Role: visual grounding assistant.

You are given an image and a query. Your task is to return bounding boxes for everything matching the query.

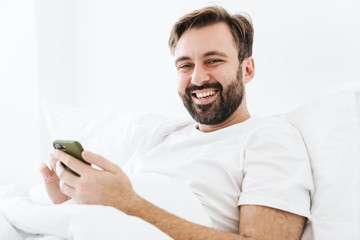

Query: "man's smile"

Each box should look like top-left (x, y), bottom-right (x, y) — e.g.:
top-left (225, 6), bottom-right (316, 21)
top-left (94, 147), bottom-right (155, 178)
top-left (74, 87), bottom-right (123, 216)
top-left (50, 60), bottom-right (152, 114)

top-left (190, 88), bottom-right (219, 105)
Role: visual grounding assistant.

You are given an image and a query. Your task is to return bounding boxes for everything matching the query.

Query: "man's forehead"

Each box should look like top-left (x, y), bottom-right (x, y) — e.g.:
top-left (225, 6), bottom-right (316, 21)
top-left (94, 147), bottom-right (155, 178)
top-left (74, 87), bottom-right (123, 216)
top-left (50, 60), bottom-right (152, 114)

top-left (174, 22), bottom-right (237, 59)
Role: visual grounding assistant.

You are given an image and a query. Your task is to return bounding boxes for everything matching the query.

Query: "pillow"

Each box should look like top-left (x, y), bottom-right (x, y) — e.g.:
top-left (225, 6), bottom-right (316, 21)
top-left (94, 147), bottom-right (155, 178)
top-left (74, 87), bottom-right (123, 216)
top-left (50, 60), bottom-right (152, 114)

top-left (42, 101), bottom-right (171, 167)
top-left (282, 80), bottom-right (360, 239)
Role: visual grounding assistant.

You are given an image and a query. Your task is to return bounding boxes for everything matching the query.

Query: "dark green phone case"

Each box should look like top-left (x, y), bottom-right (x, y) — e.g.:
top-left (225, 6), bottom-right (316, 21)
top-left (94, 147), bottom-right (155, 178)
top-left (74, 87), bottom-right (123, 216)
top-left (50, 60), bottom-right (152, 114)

top-left (53, 140), bottom-right (90, 176)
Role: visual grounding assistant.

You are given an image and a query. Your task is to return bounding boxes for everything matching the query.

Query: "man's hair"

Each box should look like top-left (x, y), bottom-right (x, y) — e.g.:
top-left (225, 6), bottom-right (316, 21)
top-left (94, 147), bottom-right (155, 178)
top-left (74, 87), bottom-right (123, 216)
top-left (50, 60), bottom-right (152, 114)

top-left (168, 6), bottom-right (254, 63)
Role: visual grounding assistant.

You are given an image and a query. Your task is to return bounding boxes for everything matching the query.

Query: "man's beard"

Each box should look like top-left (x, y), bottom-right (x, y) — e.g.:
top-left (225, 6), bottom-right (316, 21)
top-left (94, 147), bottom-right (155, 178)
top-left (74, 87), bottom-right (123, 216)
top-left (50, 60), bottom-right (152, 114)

top-left (179, 67), bottom-right (244, 125)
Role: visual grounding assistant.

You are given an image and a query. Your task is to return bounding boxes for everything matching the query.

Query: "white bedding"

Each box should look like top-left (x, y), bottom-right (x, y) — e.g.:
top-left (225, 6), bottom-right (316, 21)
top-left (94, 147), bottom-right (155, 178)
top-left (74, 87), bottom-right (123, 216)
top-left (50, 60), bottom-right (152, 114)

top-left (0, 174), bottom-right (212, 240)
top-left (2, 80), bottom-right (359, 239)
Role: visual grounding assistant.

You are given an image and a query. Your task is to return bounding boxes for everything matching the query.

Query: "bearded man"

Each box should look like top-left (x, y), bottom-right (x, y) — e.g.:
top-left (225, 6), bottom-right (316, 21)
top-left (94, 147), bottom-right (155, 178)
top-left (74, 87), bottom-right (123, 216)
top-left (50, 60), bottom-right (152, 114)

top-left (40, 6), bottom-right (313, 240)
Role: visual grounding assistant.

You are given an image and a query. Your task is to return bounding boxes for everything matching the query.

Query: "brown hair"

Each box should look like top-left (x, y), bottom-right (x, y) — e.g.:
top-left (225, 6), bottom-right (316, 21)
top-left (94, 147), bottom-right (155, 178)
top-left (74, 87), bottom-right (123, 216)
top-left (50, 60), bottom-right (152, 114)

top-left (168, 6), bottom-right (254, 63)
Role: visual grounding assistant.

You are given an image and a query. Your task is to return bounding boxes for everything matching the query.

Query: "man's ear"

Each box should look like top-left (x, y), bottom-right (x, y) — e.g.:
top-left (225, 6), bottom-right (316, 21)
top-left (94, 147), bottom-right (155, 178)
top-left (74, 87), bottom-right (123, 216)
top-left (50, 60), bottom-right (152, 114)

top-left (242, 57), bottom-right (255, 84)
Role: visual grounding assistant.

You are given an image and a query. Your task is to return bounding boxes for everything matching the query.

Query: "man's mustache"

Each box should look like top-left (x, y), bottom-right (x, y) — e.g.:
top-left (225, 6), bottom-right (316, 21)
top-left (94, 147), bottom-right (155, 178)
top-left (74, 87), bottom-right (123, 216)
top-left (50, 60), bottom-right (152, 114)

top-left (185, 82), bottom-right (223, 95)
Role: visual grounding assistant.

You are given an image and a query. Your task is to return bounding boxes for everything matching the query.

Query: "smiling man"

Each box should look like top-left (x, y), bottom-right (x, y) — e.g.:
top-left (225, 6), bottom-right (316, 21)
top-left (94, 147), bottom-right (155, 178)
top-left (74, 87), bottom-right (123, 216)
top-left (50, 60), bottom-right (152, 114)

top-left (173, 20), bottom-right (252, 132)
top-left (40, 6), bottom-right (313, 240)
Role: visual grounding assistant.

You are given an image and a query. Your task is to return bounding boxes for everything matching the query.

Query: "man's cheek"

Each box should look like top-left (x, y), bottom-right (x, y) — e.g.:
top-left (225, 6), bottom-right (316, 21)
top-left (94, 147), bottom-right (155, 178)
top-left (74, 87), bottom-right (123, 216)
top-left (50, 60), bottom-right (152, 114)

top-left (177, 75), bottom-right (191, 91)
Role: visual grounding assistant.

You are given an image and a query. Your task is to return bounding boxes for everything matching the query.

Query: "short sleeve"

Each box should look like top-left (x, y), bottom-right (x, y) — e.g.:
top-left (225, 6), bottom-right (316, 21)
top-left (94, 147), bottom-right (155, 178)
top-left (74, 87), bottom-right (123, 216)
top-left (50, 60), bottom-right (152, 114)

top-left (238, 121), bottom-right (314, 219)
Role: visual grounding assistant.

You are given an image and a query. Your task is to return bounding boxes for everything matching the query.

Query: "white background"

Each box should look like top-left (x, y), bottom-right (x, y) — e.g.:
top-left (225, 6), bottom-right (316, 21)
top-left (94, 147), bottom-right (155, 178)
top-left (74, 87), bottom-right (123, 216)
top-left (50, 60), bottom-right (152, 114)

top-left (0, 0), bottom-right (359, 186)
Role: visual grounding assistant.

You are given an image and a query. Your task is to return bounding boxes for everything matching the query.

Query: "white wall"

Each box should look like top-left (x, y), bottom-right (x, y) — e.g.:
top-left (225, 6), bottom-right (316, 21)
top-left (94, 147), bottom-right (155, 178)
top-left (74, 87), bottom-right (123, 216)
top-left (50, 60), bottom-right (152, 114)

top-left (0, 0), bottom-right (40, 186)
top-left (245, 0), bottom-right (360, 114)
top-left (37, 0), bottom-right (360, 116)
top-left (1, 0), bottom-right (359, 185)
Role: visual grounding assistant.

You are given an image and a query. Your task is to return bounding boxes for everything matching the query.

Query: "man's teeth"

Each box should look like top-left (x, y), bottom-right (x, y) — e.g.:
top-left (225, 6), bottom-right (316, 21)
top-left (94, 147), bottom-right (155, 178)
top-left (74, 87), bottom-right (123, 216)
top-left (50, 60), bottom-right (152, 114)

top-left (196, 90), bottom-right (216, 99)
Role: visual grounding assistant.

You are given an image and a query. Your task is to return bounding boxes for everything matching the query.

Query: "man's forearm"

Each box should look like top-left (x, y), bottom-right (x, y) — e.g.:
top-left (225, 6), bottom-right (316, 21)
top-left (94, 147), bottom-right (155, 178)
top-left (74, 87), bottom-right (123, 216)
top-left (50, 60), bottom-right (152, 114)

top-left (124, 194), bottom-right (248, 240)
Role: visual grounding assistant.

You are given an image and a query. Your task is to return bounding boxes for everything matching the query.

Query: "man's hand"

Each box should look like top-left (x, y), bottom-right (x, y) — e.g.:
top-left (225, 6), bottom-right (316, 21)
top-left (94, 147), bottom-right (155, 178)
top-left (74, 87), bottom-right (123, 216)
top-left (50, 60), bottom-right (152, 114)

top-left (39, 154), bottom-right (70, 204)
top-left (54, 149), bottom-right (137, 213)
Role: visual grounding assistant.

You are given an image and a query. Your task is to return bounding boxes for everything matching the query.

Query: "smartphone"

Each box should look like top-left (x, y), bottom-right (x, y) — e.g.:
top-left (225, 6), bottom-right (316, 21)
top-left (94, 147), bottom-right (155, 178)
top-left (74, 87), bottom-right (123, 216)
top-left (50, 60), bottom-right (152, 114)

top-left (53, 140), bottom-right (90, 176)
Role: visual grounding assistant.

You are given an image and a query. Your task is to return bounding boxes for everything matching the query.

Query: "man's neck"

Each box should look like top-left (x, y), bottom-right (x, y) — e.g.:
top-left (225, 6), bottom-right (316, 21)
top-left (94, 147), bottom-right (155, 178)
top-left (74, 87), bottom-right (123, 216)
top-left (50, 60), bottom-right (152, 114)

top-left (196, 106), bottom-right (251, 133)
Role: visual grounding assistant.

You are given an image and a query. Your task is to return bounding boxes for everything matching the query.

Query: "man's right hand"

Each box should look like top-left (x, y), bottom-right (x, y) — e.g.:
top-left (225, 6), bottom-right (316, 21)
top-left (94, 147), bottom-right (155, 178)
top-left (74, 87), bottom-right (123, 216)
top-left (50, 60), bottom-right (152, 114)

top-left (39, 153), bottom-right (70, 204)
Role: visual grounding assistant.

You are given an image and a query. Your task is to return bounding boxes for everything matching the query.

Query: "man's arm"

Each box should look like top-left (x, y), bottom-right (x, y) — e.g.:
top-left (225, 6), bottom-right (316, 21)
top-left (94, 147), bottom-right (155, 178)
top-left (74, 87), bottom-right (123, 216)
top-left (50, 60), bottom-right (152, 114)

top-left (127, 194), bottom-right (306, 240)
top-left (54, 150), bottom-right (306, 240)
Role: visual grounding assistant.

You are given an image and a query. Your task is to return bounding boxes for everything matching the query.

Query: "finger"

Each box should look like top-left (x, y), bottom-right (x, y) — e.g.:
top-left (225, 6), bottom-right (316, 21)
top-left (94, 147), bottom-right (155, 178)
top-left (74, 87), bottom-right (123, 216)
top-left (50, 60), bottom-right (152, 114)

top-left (56, 160), bottom-right (81, 187)
top-left (49, 153), bottom-right (58, 171)
top-left (59, 180), bottom-right (76, 198)
top-left (55, 149), bottom-right (91, 176)
top-left (39, 162), bottom-right (56, 181)
top-left (82, 151), bottom-right (119, 173)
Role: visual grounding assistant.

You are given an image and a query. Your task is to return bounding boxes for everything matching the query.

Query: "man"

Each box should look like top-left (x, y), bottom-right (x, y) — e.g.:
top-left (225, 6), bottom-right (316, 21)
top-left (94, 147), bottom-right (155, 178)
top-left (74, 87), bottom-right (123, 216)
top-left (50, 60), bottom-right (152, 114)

top-left (40, 6), bottom-right (313, 240)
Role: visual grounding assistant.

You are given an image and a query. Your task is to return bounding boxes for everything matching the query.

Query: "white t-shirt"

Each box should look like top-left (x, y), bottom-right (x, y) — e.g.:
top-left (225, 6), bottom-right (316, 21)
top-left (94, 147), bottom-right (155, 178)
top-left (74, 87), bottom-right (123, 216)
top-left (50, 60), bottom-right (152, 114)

top-left (124, 115), bottom-right (313, 233)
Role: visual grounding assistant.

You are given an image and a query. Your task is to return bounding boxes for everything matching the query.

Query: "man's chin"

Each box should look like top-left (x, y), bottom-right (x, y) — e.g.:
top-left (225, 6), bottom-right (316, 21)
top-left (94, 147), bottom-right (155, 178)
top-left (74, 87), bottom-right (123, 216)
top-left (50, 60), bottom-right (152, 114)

top-left (182, 97), bottom-right (225, 125)
top-left (195, 102), bottom-right (213, 112)
top-left (188, 109), bottom-right (221, 125)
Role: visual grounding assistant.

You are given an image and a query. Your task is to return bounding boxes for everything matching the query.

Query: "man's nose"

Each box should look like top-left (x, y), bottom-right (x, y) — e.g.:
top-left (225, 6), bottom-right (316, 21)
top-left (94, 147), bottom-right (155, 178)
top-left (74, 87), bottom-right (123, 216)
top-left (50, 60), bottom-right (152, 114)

top-left (191, 65), bottom-right (210, 86)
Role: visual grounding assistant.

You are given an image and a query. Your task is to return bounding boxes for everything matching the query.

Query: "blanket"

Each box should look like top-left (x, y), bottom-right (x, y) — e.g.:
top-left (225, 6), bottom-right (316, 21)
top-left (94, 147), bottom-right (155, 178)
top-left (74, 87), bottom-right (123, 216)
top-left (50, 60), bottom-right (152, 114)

top-left (0, 174), bottom-right (212, 240)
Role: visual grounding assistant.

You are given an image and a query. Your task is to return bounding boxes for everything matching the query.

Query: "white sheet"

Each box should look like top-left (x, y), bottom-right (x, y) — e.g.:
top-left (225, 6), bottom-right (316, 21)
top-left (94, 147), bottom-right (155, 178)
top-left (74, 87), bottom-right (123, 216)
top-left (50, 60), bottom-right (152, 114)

top-left (0, 173), bottom-right (211, 240)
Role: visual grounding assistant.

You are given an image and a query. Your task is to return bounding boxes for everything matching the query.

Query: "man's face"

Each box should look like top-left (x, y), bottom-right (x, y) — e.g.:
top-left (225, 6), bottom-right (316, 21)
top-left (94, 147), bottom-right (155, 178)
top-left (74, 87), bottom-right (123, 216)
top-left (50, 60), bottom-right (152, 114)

top-left (174, 22), bottom-right (245, 125)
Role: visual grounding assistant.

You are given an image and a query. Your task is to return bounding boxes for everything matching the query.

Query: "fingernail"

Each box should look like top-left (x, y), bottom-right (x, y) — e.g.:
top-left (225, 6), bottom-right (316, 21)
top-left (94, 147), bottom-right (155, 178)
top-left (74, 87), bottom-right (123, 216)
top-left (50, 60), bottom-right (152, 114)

top-left (83, 150), bottom-right (90, 157)
top-left (46, 171), bottom-right (53, 178)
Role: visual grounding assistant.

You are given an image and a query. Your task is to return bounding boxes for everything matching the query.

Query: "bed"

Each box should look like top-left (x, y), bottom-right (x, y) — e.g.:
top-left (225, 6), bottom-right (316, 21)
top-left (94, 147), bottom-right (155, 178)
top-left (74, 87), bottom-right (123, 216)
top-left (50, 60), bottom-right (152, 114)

top-left (1, 80), bottom-right (359, 239)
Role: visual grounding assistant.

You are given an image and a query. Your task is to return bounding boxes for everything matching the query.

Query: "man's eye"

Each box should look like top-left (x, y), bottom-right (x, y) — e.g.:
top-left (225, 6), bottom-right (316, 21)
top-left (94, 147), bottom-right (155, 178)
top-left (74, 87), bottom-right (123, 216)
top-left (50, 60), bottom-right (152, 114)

top-left (207, 59), bottom-right (222, 64)
top-left (179, 64), bottom-right (192, 69)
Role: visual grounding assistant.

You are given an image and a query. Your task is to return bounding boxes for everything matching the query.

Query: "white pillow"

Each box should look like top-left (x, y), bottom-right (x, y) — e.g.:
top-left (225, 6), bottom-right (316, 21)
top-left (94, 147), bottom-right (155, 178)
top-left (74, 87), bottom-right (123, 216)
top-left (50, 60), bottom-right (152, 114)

top-left (283, 80), bottom-right (360, 239)
top-left (42, 101), bottom-right (170, 167)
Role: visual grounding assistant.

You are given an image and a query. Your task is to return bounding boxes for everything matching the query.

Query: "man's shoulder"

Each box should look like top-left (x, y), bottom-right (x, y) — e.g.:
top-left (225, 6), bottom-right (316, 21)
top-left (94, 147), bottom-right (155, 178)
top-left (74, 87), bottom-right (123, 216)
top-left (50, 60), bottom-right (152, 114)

top-left (136, 114), bottom-right (195, 141)
top-left (248, 115), bottom-right (301, 137)
top-left (241, 115), bottom-right (305, 151)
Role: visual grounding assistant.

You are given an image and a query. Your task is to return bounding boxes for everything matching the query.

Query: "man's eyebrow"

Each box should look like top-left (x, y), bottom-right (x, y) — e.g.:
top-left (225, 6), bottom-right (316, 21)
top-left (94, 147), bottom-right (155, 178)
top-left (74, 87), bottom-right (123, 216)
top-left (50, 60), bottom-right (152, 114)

top-left (203, 51), bottom-right (228, 58)
top-left (175, 56), bottom-right (191, 66)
